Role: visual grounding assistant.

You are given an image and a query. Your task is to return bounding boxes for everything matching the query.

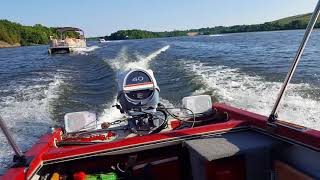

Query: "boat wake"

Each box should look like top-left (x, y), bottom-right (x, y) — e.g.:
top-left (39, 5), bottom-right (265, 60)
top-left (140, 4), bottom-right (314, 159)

top-left (182, 60), bottom-right (320, 130)
top-left (98, 98), bottom-right (124, 126)
top-left (99, 45), bottom-right (171, 124)
top-left (108, 45), bottom-right (170, 71)
top-left (208, 34), bottom-right (223, 37)
top-left (73, 45), bottom-right (100, 55)
top-left (0, 73), bottom-right (64, 168)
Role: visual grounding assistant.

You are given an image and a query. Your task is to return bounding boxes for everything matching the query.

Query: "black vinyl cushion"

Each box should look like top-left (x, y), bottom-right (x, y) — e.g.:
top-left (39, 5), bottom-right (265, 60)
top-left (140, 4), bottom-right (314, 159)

top-left (185, 131), bottom-right (283, 161)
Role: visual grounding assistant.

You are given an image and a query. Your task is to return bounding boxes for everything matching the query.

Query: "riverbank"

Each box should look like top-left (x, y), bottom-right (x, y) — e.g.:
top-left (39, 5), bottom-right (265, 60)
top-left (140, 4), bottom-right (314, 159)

top-left (0, 19), bottom-right (60, 48)
top-left (102, 13), bottom-right (317, 40)
top-left (1, 12), bottom-right (317, 44)
top-left (0, 41), bottom-right (20, 48)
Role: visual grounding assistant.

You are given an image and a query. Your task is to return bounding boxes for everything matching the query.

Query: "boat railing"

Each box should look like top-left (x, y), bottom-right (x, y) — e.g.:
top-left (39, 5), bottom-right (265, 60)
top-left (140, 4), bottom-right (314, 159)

top-left (268, 0), bottom-right (320, 122)
top-left (50, 38), bottom-right (86, 48)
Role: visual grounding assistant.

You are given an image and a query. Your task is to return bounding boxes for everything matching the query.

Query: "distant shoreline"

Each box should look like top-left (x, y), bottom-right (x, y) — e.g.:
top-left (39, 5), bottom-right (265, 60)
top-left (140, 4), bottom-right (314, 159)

top-left (1, 28), bottom-right (313, 49)
top-left (0, 41), bottom-right (20, 48)
top-left (1, 13), bottom-right (316, 47)
top-left (100, 13), bottom-right (317, 41)
top-left (0, 28), bottom-right (311, 49)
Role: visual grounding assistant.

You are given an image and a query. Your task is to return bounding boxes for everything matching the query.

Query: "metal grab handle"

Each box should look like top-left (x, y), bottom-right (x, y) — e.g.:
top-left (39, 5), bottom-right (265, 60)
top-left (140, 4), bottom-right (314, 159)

top-left (268, 0), bottom-right (320, 122)
top-left (0, 115), bottom-right (24, 158)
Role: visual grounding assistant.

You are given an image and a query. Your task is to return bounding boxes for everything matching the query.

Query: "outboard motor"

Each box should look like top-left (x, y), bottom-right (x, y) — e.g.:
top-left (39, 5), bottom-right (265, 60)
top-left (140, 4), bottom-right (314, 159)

top-left (117, 69), bottom-right (160, 116)
top-left (116, 69), bottom-right (166, 134)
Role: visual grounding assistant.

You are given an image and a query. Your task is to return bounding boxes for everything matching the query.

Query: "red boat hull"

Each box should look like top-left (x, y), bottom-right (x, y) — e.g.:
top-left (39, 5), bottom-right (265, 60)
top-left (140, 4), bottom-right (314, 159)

top-left (1, 103), bottom-right (320, 179)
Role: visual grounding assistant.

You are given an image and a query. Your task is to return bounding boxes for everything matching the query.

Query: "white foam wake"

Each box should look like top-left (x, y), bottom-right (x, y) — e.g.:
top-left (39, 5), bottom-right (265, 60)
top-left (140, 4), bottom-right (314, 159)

top-left (98, 97), bottom-right (125, 127)
top-left (125, 45), bottom-right (170, 71)
top-left (209, 34), bottom-right (223, 37)
top-left (107, 47), bottom-right (130, 71)
top-left (183, 60), bottom-right (320, 130)
top-left (0, 74), bottom-right (64, 168)
top-left (73, 45), bottom-right (100, 55)
top-left (99, 45), bottom-right (170, 124)
top-left (108, 45), bottom-right (170, 71)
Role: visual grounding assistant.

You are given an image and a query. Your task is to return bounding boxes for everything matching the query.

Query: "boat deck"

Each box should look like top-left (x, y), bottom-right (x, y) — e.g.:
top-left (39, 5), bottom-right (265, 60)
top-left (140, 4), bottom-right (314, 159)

top-left (2, 103), bottom-right (320, 179)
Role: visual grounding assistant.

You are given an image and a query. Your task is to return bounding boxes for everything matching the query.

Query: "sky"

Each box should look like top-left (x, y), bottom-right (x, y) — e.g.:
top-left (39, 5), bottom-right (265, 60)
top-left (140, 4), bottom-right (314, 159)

top-left (0, 0), bottom-right (318, 37)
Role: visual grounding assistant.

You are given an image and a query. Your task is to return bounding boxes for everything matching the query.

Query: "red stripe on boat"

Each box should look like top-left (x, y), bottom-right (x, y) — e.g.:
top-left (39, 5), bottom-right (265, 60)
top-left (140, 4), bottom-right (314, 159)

top-left (124, 82), bottom-right (154, 87)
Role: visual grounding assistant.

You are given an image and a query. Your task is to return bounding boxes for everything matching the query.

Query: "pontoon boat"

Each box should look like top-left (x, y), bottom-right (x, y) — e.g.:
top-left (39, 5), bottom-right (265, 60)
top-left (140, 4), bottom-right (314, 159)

top-left (48, 27), bottom-right (87, 54)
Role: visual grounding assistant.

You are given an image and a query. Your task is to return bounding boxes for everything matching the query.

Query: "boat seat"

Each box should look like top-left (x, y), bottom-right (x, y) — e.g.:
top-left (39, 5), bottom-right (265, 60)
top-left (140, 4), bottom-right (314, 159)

top-left (185, 130), bottom-right (286, 180)
top-left (273, 160), bottom-right (313, 180)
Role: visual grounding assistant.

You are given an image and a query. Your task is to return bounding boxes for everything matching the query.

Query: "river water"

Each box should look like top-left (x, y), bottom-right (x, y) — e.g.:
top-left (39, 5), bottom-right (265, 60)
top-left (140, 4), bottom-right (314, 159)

top-left (0, 30), bottom-right (320, 169)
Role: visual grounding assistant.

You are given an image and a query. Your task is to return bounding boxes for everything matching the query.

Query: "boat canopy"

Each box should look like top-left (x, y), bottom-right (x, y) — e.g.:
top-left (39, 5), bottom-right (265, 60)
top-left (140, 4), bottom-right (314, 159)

top-left (55, 27), bottom-right (84, 33)
top-left (53, 27), bottom-right (85, 40)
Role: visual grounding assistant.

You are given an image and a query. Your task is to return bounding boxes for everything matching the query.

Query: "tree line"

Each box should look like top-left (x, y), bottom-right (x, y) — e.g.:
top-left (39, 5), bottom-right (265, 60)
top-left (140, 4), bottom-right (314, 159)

top-left (0, 20), bottom-right (78, 46)
top-left (104, 19), bottom-right (318, 40)
top-left (1, 13), bottom-right (319, 45)
top-left (105, 30), bottom-right (188, 40)
top-left (193, 20), bottom-right (314, 35)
